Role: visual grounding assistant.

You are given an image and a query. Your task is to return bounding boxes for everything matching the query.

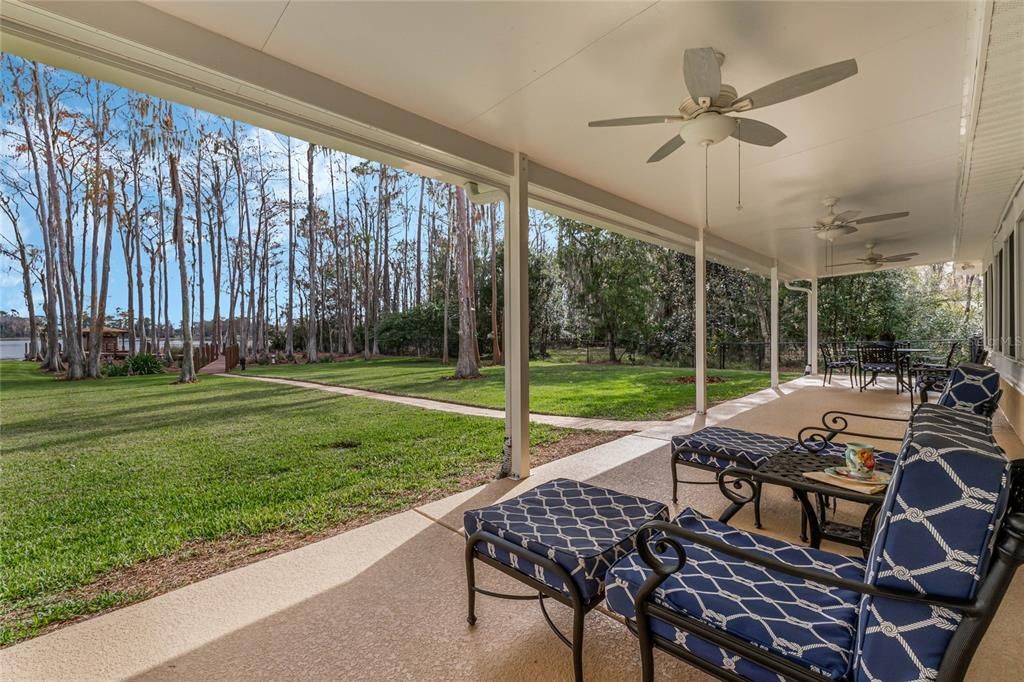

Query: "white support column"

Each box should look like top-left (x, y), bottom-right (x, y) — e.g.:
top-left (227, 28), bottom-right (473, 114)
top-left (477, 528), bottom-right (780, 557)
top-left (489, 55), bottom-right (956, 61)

top-left (810, 277), bottom-right (819, 375)
top-left (770, 264), bottom-right (779, 389)
top-left (505, 152), bottom-right (530, 479)
top-left (695, 230), bottom-right (707, 414)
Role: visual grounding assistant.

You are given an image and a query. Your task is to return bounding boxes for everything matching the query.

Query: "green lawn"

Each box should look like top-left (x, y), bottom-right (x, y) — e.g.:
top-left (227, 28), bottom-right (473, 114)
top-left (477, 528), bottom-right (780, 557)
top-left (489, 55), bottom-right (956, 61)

top-left (0, 361), bottom-right (566, 643)
top-left (240, 357), bottom-right (797, 421)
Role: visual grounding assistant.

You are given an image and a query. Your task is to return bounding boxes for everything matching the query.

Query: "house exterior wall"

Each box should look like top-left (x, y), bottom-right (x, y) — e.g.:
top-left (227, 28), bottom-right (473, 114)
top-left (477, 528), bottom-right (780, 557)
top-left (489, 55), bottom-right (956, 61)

top-left (983, 177), bottom-right (1024, 438)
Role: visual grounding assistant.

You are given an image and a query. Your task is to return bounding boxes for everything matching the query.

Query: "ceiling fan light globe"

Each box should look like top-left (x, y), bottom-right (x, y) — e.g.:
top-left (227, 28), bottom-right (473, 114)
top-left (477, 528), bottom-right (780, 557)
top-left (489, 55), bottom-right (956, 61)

top-left (815, 225), bottom-right (857, 240)
top-left (680, 113), bottom-right (736, 146)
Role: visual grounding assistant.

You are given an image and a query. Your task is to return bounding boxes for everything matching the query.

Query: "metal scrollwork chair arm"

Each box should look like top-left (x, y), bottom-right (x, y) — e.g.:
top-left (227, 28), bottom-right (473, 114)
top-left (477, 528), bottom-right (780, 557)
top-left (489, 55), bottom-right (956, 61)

top-left (794, 410), bottom-right (908, 451)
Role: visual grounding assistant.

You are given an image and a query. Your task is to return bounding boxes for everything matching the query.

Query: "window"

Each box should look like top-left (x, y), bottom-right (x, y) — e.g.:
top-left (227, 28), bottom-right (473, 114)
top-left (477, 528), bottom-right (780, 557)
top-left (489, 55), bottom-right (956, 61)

top-left (1009, 233), bottom-right (1016, 358)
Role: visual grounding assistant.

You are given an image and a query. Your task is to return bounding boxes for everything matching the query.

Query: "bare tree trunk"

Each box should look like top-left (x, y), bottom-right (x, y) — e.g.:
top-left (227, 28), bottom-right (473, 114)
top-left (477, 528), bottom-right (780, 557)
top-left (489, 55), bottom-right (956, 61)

top-left (169, 155), bottom-right (196, 383)
top-left (415, 176), bottom-right (424, 308)
top-left (453, 187), bottom-right (480, 378)
top-left (88, 170), bottom-right (115, 378)
top-left (0, 196), bottom-right (41, 360)
top-left (490, 204), bottom-right (502, 364)
top-left (32, 63), bottom-right (83, 378)
top-left (194, 138), bottom-right (205, 354)
top-left (305, 142), bottom-right (318, 362)
top-left (343, 155), bottom-right (355, 354)
top-left (286, 137), bottom-right (295, 357)
top-left (13, 65), bottom-right (61, 372)
top-left (442, 189), bottom-right (453, 365)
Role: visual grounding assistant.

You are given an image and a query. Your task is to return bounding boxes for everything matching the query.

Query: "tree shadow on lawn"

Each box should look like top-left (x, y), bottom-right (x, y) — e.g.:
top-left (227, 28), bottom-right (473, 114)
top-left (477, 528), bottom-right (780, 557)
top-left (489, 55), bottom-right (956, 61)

top-left (1, 390), bottom-right (339, 457)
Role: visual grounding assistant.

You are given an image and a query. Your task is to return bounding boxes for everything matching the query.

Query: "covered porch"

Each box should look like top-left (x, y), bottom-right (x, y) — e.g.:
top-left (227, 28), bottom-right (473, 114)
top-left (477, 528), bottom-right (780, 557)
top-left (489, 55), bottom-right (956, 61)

top-left (2, 1), bottom-right (1022, 679)
top-left (2, 377), bottom-right (1021, 680)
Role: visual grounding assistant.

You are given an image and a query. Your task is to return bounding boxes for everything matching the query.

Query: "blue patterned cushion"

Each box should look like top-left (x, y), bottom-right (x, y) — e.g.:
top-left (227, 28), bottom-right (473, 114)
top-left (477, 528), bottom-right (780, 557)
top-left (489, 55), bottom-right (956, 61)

top-left (854, 403), bottom-right (1010, 681)
top-left (606, 509), bottom-right (865, 680)
top-left (672, 427), bottom-right (794, 470)
top-left (464, 478), bottom-right (668, 602)
top-left (862, 363), bottom-right (896, 373)
top-left (936, 362), bottom-right (1001, 415)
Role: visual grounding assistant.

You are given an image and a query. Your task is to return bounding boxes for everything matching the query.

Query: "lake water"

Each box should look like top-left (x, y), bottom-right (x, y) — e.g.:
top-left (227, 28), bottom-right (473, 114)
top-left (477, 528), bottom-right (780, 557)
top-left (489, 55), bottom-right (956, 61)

top-left (0, 337), bottom-right (188, 359)
top-left (1, 338), bottom-right (29, 360)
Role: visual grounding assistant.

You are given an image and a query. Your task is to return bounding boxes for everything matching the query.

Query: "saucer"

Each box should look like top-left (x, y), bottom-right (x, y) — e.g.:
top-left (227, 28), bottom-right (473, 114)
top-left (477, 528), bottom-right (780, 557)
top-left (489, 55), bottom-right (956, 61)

top-left (823, 466), bottom-right (891, 485)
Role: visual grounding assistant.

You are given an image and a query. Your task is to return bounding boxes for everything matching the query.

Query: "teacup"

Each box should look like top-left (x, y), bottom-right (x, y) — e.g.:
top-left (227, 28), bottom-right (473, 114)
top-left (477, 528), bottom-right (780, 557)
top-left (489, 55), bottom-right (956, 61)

top-left (844, 443), bottom-right (877, 479)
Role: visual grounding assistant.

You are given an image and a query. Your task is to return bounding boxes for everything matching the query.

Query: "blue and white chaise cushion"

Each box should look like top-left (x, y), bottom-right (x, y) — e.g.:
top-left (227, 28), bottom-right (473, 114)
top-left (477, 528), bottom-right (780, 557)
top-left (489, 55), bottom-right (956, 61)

top-left (935, 362), bottom-right (1001, 416)
top-left (606, 509), bottom-right (865, 680)
top-left (853, 403), bottom-right (1010, 681)
top-left (673, 426), bottom-right (898, 471)
top-left (464, 478), bottom-right (668, 602)
top-left (672, 427), bottom-right (795, 470)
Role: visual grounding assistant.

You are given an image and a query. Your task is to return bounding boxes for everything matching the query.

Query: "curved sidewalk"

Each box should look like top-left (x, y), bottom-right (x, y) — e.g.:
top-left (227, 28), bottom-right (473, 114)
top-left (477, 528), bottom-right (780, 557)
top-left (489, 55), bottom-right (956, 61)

top-left (224, 372), bottom-right (674, 432)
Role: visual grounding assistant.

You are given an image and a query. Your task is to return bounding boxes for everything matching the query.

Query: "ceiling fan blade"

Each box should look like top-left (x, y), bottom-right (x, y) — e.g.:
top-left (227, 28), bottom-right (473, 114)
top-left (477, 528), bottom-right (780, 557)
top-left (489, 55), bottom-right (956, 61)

top-left (647, 135), bottom-right (685, 163)
top-left (730, 118), bottom-right (786, 146)
top-left (850, 211), bottom-right (910, 225)
top-left (834, 209), bottom-right (861, 222)
top-left (683, 47), bottom-right (722, 100)
top-left (880, 253), bottom-right (918, 262)
top-left (588, 115), bottom-right (686, 128)
top-left (830, 262), bottom-right (863, 267)
top-left (735, 58), bottom-right (858, 111)
top-left (777, 226), bottom-right (818, 231)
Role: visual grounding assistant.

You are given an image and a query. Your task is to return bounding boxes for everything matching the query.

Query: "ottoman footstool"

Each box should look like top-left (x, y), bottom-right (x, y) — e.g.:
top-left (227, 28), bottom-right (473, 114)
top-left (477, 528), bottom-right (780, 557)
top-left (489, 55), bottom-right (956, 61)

top-left (464, 478), bottom-right (668, 681)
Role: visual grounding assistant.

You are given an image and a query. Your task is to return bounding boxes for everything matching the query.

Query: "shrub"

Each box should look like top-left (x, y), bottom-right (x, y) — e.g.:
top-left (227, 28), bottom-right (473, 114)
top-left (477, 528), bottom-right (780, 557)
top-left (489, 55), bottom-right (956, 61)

top-left (127, 352), bottom-right (164, 375)
top-left (102, 362), bottom-right (131, 377)
top-left (319, 354), bottom-right (334, 363)
top-left (256, 351), bottom-right (271, 365)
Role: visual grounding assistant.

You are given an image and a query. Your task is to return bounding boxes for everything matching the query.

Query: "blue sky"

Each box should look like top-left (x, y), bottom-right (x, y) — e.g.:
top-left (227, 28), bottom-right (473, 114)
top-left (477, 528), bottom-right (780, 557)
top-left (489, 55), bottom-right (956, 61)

top-left (0, 54), bottom-right (434, 323)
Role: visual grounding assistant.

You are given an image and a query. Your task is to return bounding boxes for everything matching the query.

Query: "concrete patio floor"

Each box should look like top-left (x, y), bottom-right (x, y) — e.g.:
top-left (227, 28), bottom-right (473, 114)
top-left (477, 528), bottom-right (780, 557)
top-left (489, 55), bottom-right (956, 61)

top-left (3, 377), bottom-right (1022, 681)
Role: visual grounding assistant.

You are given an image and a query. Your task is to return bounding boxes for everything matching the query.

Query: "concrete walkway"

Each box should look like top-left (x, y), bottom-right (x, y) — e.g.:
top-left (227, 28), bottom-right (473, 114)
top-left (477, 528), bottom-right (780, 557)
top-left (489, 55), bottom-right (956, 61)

top-left (224, 372), bottom-right (674, 432)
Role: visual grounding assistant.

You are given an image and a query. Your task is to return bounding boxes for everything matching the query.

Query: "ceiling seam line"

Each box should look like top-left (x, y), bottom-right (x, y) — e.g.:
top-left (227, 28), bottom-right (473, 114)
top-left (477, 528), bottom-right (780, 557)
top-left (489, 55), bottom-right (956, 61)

top-left (459, 0), bottom-right (661, 127)
top-left (259, 0), bottom-right (291, 52)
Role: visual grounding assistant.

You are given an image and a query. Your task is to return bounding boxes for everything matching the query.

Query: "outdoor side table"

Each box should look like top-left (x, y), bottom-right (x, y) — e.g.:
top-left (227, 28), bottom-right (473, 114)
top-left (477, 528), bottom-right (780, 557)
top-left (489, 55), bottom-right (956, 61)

top-left (722, 450), bottom-right (894, 557)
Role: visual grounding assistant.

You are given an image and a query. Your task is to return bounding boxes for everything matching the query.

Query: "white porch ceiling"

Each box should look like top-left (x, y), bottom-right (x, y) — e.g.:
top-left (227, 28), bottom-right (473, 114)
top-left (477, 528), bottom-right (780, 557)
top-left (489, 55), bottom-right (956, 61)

top-left (10, 1), bottom-right (1022, 277)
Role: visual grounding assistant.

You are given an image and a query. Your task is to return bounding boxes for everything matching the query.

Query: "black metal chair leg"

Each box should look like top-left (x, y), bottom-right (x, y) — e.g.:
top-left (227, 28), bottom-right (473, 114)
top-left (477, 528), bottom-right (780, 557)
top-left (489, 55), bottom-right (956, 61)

top-left (572, 603), bottom-right (585, 682)
top-left (753, 482), bottom-right (763, 529)
top-left (670, 458), bottom-right (678, 504)
top-left (465, 542), bottom-right (477, 626)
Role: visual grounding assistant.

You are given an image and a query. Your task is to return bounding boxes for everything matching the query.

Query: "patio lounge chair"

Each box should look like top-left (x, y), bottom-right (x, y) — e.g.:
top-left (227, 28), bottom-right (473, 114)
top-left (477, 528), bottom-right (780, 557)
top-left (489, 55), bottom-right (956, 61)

top-left (672, 362), bottom-right (1003, 532)
top-left (463, 478), bottom-right (668, 681)
top-left (918, 361), bottom-right (1003, 417)
top-left (608, 400), bottom-right (1024, 682)
top-left (671, 426), bottom-right (900, 530)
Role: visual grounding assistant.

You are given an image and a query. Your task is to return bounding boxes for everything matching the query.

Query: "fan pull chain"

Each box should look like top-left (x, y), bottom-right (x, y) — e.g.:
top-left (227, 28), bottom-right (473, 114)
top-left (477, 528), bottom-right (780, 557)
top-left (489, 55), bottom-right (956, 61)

top-left (736, 120), bottom-right (743, 211)
top-left (704, 142), bottom-right (710, 231)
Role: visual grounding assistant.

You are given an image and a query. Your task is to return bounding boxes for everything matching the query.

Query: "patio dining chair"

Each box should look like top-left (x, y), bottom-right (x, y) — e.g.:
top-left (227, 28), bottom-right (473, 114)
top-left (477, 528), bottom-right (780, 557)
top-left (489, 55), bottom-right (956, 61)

top-left (856, 344), bottom-right (899, 393)
top-left (820, 342), bottom-right (856, 388)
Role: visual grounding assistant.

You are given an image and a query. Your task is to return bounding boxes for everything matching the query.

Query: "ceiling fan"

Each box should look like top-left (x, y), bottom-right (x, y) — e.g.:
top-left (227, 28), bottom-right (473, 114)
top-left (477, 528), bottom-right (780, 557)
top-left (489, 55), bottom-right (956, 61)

top-left (783, 196), bottom-right (910, 241)
top-left (588, 48), bottom-right (857, 163)
top-left (833, 242), bottom-right (919, 270)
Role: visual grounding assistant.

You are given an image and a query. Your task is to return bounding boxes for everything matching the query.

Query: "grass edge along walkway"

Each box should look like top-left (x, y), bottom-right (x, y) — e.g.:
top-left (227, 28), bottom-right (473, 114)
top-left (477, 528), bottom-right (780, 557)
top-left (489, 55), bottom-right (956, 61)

top-left (227, 373), bottom-right (674, 431)
top-left (232, 357), bottom-right (796, 422)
